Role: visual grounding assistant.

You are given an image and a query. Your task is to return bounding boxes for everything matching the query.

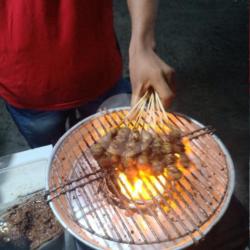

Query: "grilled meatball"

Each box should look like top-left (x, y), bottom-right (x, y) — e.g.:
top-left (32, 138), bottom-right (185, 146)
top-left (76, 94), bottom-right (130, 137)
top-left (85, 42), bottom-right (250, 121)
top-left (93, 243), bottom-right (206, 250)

top-left (110, 154), bottom-right (121, 164)
top-left (90, 143), bottom-right (104, 158)
top-left (168, 129), bottom-right (181, 142)
top-left (107, 140), bottom-right (124, 155)
top-left (98, 156), bottom-right (112, 169)
top-left (110, 127), bottom-right (118, 136)
top-left (122, 157), bottom-right (136, 168)
top-left (161, 142), bottom-right (172, 154)
top-left (163, 154), bottom-right (176, 165)
top-left (151, 160), bottom-right (164, 175)
top-left (123, 145), bottom-right (141, 158)
top-left (116, 127), bottom-right (131, 140)
top-left (137, 154), bottom-right (149, 165)
top-left (172, 143), bottom-right (185, 153)
top-left (141, 130), bottom-right (153, 142)
top-left (124, 134), bottom-right (141, 157)
top-left (100, 132), bottom-right (113, 148)
top-left (130, 130), bottom-right (141, 141)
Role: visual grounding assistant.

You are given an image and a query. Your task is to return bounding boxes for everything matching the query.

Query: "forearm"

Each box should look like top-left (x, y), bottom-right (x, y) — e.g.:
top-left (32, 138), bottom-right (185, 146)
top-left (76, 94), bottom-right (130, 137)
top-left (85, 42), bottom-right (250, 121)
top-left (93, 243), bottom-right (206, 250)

top-left (127, 0), bottom-right (175, 108)
top-left (127, 0), bottom-right (158, 53)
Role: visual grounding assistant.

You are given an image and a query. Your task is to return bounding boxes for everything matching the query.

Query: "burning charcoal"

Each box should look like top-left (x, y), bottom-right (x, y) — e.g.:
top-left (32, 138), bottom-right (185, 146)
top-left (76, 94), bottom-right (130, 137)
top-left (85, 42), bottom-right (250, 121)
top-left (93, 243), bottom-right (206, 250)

top-left (90, 143), bottom-right (104, 158)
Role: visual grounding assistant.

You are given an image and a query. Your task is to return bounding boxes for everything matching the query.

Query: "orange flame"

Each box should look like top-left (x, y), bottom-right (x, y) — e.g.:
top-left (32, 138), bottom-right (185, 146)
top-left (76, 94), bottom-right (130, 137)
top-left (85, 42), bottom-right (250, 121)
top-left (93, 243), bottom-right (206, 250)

top-left (117, 132), bottom-right (193, 202)
top-left (118, 172), bottom-right (166, 201)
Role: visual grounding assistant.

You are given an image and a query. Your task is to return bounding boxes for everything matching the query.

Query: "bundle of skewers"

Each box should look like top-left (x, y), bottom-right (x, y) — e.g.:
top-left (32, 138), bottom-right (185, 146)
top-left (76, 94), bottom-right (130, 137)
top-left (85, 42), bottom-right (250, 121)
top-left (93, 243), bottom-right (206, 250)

top-left (91, 89), bottom-right (190, 183)
top-left (46, 89), bottom-right (215, 203)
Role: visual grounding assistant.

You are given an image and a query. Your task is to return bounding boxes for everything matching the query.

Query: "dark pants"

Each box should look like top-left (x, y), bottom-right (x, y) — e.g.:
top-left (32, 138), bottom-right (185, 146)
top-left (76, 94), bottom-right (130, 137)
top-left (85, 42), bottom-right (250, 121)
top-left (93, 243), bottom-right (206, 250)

top-left (6, 78), bottom-right (131, 148)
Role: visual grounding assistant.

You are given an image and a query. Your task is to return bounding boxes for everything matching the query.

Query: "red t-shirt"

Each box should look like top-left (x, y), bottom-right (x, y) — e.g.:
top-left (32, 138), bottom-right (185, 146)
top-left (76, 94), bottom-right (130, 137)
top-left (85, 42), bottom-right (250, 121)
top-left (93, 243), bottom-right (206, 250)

top-left (0, 0), bottom-right (122, 110)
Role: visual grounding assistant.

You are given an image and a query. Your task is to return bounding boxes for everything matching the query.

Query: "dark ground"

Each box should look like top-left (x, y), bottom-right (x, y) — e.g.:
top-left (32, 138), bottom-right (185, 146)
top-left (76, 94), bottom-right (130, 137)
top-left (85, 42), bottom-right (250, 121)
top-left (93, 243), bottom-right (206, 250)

top-left (0, 0), bottom-right (248, 249)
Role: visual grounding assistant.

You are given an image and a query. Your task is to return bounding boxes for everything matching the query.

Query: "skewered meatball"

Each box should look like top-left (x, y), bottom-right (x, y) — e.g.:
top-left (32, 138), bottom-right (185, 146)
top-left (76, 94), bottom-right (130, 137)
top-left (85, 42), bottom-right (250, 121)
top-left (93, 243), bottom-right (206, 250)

top-left (122, 157), bottom-right (136, 168)
top-left (164, 154), bottom-right (176, 165)
top-left (140, 141), bottom-right (150, 151)
top-left (100, 132), bottom-right (113, 148)
top-left (116, 127), bottom-right (131, 139)
top-left (141, 130), bottom-right (153, 142)
top-left (137, 154), bottom-right (148, 165)
top-left (123, 144), bottom-right (141, 158)
top-left (172, 143), bottom-right (185, 153)
top-left (98, 156), bottom-right (112, 169)
top-left (168, 129), bottom-right (181, 142)
top-left (130, 130), bottom-right (141, 141)
top-left (151, 160), bottom-right (164, 175)
top-left (107, 140), bottom-right (124, 155)
top-left (110, 154), bottom-right (120, 164)
top-left (90, 143), bottom-right (104, 158)
top-left (161, 142), bottom-right (172, 154)
top-left (110, 127), bottom-right (118, 136)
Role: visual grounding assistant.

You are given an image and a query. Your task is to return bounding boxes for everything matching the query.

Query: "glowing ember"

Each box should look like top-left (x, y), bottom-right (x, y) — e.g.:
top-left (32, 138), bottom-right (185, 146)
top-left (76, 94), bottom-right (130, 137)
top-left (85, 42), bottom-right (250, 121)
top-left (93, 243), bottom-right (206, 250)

top-left (118, 172), bottom-right (166, 201)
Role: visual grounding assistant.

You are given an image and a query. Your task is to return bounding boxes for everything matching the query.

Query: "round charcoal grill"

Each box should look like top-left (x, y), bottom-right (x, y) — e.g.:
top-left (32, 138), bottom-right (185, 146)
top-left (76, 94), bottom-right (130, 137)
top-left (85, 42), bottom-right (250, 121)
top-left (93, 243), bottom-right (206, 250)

top-left (46, 107), bottom-right (235, 250)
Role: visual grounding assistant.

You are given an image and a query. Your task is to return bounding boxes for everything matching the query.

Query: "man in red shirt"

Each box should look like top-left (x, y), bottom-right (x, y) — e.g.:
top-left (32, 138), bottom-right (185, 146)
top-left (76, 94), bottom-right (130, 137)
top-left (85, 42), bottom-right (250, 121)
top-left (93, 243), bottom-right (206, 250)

top-left (0, 0), bottom-right (175, 148)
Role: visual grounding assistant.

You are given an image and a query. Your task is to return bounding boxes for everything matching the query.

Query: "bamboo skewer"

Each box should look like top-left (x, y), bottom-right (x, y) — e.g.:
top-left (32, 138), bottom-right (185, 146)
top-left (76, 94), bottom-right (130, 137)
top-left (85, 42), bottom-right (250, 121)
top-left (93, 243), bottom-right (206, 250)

top-left (123, 89), bottom-right (169, 131)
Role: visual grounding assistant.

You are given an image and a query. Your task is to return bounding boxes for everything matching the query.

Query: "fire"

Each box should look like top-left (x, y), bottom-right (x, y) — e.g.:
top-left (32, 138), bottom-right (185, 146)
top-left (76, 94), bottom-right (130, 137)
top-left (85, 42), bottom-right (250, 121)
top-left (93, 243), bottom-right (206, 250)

top-left (116, 130), bottom-right (193, 203)
top-left (118, 172), bottom-right (166, 201)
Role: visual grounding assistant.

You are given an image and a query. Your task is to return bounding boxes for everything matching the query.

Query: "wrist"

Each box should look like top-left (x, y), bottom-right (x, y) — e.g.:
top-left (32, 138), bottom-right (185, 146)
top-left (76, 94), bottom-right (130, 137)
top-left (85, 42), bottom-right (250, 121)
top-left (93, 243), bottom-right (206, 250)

top-left (129, 36), bottom-right (156, 57)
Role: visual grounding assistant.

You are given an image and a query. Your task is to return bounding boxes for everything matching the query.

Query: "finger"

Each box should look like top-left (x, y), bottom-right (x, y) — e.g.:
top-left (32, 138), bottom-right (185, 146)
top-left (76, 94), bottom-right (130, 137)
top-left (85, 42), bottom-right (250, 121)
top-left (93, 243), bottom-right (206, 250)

top-left (163, 67), bottom-right (176, 94)
top-left (131, 81), bottom-right (151, 107)
top-left (153, 77), bottom-right (175, 108)
top-left (131, 85), bottom-right (141, 107)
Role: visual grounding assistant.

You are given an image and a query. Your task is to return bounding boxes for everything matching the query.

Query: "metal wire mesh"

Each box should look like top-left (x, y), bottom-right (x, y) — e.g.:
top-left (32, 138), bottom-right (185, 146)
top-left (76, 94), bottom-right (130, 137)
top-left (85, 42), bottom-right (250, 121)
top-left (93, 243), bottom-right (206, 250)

top-left (46, 109), bottom-right (232, 248)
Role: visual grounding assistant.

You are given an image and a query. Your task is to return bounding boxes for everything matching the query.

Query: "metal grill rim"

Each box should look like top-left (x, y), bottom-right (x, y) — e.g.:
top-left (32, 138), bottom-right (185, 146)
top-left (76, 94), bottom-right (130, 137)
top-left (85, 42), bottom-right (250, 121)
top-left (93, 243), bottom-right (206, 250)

top-left (45, 107), bottom-right (235, 250)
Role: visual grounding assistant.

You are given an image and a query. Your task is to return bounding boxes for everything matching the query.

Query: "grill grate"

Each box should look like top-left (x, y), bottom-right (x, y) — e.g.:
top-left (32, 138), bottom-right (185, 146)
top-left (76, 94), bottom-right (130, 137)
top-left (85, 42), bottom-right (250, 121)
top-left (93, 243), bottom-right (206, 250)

top-left (46, 108), bottom-right (233, 248)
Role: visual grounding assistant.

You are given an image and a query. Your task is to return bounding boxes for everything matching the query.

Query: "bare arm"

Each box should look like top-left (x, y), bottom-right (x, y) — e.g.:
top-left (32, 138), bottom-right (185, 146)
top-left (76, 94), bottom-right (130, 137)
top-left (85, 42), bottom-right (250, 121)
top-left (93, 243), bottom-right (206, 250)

top-left (127, 0), bottom-right (175, 107)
